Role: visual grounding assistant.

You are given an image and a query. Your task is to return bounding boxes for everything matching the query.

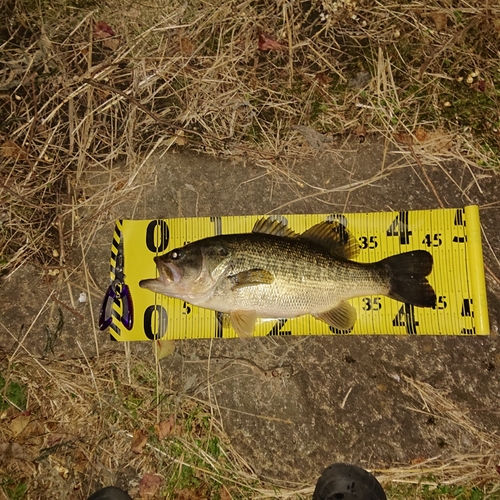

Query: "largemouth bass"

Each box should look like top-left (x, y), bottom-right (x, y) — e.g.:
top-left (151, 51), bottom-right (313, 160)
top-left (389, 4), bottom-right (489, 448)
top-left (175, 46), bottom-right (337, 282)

top-left (139, 217), bottom-right (436, 336)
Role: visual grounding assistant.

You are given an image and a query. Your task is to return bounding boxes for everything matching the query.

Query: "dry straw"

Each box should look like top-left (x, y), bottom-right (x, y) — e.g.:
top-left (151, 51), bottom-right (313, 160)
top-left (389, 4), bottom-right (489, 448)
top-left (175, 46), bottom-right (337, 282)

top-left (2, 347), bottom-right (500, 498)
top-left (1, 0), bottom-right (500, 497)
top-left (1, 0), bottom-right (499, 278)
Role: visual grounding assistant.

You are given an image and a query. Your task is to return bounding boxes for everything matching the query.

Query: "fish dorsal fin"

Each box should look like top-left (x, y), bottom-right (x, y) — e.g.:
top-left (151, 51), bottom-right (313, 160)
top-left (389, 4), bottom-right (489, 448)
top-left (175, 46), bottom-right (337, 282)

top-left (299, 221), bottom-right (359, 260)
top-left (252, 217), bottom-right (300, 238)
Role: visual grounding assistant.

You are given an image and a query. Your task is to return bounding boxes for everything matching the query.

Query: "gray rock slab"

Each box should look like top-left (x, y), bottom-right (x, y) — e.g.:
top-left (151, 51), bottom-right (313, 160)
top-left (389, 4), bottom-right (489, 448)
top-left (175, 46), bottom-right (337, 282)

top-left (2, 138), bottom-right (499, 484)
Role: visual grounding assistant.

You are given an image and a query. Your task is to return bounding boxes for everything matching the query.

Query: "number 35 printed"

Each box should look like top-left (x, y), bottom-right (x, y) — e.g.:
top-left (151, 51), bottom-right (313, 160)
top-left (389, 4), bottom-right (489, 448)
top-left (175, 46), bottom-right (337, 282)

top-left (362, 297), bottom-right (381, 311)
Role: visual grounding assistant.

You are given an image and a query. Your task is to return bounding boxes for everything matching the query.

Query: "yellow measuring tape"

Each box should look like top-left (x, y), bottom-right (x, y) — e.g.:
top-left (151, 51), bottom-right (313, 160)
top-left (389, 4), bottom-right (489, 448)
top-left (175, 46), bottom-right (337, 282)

top-left (103, 206), bottom-right (489, 340)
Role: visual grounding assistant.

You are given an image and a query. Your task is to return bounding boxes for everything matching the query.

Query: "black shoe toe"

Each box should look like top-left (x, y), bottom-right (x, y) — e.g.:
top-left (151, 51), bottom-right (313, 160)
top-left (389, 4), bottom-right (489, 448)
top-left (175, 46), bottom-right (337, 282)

top-left (87, 486), bottom-right (133, 500)
top-left (313, 463), bottom-right (386, 500)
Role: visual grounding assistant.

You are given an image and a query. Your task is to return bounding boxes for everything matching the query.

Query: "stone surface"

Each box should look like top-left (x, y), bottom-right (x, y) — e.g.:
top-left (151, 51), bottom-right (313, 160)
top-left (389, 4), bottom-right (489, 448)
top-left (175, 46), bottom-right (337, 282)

top-left (1, 138), bottom-right (499, 485)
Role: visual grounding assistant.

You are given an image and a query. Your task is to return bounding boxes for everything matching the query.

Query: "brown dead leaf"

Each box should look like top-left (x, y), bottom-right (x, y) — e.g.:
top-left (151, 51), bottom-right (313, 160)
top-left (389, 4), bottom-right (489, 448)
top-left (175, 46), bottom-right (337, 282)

top-left (73, 449), bottom-right (89, 473)
top-left (0, 442), bottom-right (31, 462)
top-left (131, 429), bottom-right (148, 454)
top-left (180, 37), bottom-right (195, 56)
top-left (421, 129), bottom-right (453, 152)
top-left (94, 21), bottom-right (115, 39)
top-left (139, 473), bottom-right (162, 498)
top-left (175, 488), bottom-right (208, 500)
top-left (165, 130), bottom-right (187, 148)
top-left (315, 71), bottom-right (332, 86)
top-left (220, 487), bottom-right (232, 500)
top-left (16, 420), bottom-right (44, 446)
top-left (430, 12), bottom-right (447, 32)
top-left (258, 32), bottom-right (284, 51)
top-left (394, 132), bottom-right (414, 145)
top-left (10, 412), bottom-right (31, 437)
top-left (94, 21), bottom-right (120, 51)
top-left (155, 338), bottom-right (176, 359)
top-left (46, 432), bottom-right (65, 448)
top-left (1, 140), bottom-right (28, 159)
top-left (395, 128), bottom-right (452, 152)
top-left (155, 414), bottom-right (176, 439)
top-left (415, 127), bottom-right (428, 143)
top-left (104, 38), bottom-right (120, 51)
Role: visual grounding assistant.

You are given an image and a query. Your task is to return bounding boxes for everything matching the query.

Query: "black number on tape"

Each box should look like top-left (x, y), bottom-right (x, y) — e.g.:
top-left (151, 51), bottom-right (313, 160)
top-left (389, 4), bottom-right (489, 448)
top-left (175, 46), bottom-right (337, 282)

top-left (359, 236), bottom-right (378, 249)
top-left (146, 220), bottom-right (169, 253)
top-left (422, 233), bottom-right (442, 247)
top-left (362, 297), bottom-right (381, 311)
top-left (454, 209), bottom-right (465, 226)
top-left (433, 296), bottom-right (447, 310)
top-left (387, 211), bottom-right (412, 245)
top-left (392, 304), bottom-right (419, 334)
top-left (461, 299), bottom-right (474, 317)
top-left (461, 327), bottom-right (476, 335)
top-left (144, 305), bottom-right (168, 340)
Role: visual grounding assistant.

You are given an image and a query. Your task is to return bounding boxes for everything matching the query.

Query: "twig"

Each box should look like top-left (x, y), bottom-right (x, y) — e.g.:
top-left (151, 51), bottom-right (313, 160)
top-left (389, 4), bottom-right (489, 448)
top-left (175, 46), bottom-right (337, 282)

top-left (51, 294), bottom-right (85, 321)
top-left (409, 145), bottom-right (445, 208)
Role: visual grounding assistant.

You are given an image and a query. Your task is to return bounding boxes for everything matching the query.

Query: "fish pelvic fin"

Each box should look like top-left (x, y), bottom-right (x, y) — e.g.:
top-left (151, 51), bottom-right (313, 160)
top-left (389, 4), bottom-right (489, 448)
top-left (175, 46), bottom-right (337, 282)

top-left (300, 221), bottom-right (359, 260)
top-left (382, 250), bottom-right (437, 307)
top-left (228, 269), bottom-right (274, 289)
top-left (315, 300), bottom-right (357, 331)
top-left (230, 310), bottom-right (257, 337)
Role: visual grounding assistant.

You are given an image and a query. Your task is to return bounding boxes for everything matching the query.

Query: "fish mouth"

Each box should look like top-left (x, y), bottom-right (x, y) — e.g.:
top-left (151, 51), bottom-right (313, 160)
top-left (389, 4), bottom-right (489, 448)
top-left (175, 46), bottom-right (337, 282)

top-left (139, 257), bottom-right (183, 293)
top-left (154, 256), bottom-right (182, 284)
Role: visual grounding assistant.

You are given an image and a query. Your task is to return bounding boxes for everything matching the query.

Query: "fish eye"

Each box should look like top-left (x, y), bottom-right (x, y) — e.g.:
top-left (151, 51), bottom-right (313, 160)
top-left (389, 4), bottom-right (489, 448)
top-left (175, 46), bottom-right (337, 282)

top-left (170, 249), bottom-right (182, 260)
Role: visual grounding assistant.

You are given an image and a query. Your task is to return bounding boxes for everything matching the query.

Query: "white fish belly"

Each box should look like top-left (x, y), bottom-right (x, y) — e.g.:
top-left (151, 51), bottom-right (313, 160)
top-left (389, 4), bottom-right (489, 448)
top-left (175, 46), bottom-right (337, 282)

top-left (201, 274), bottom-right (388, 318)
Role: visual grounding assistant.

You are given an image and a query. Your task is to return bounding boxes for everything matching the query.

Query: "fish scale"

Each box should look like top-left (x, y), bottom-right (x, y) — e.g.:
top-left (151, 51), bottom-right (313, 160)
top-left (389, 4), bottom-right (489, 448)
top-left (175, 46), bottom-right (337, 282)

top-left (140, 217), bottom-right (435, 336)
top-left (206, 234), bottom-right (390, 318)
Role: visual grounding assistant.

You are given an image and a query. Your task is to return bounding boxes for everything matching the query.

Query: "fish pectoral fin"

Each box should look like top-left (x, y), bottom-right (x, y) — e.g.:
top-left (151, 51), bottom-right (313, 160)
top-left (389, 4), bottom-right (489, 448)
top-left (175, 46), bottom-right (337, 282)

top-left (315, 301), bottom-right (357, 331)
top-left (230, 310), bottom-right (257, 338)
top-left (229, 269), bottom-right (274, 289)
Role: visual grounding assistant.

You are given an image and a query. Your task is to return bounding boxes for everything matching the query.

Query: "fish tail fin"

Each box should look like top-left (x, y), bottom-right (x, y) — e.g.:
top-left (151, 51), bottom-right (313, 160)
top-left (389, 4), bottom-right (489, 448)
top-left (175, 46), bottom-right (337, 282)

top-left (381, 250), bottom-right (436, 307)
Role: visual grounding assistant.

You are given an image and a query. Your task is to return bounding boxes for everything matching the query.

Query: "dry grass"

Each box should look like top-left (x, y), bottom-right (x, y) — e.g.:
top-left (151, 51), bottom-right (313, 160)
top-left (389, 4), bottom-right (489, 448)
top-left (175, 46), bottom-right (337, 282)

top-left (1, 0), bottom-right (500, 277)
top-left (378, 375), bottom-right (500, 497)
top-left (1, 0), bottom-right (500, 498)
top-left (0, 348), bottom-right (270, 499)
top-left (1, 349), bottom-right (500, 499)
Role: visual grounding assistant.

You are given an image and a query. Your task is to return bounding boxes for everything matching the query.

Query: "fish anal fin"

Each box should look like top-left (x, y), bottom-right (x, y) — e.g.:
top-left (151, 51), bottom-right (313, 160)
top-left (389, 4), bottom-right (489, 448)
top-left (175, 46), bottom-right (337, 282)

top-left (229, 269), bottom-right (274, 289)
top-left (252, 217), bottom-right (299, 238)
top-left (315, 301), bottom-right (357, 330)
top-left (230, 310), bottom-right (257, 337)
top-left (300, 221), bottom-right (359, 260)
